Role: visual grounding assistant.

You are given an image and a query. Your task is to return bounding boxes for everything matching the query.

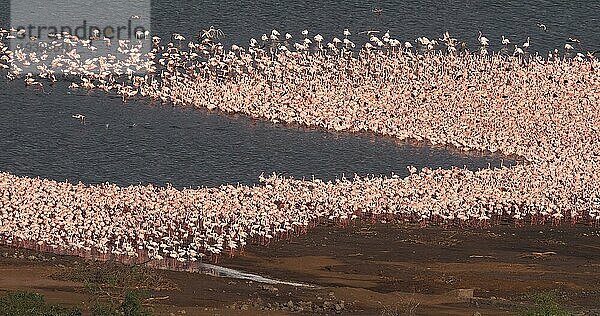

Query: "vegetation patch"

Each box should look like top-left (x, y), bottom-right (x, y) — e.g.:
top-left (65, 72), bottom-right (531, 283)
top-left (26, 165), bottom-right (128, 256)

top-left (0, 291), bottom-right (81, 316)
top-left (521, 291), bottom-right (570, 316)
top-left (50, 260), bottom-right (177, 315)
top-left (90, 291), bottom-right (152, 316)
top-left (51, 260), bottom-right (177, 291)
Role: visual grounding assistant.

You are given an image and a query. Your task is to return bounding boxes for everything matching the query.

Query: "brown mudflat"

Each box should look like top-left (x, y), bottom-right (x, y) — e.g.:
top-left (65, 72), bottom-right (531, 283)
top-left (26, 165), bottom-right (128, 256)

top-left (1, 221), bottom-right (599, 315)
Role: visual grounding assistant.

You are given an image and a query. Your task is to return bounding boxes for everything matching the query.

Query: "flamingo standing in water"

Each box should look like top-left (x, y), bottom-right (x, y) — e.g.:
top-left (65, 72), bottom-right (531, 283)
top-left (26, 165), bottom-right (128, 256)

top-left (0, 26), bottom-right (599, 271)
top-left (72, 113), bottom-right (86, 124)
top-left (523, 37), bottom-right (530, 50)
top-left (478, 31), bottom-right (489, 46)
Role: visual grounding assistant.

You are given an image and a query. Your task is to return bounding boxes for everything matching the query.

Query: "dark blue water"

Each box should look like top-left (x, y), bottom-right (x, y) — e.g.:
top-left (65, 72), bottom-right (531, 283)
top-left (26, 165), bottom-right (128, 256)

top-left (2, 0), bottom-right (595, 187)
top-left (1, 1), bottom-right (598, 54)
top-left (0, 79), bottom-right (509, 188)
top-left (148, 0), bottom-right (599, 54)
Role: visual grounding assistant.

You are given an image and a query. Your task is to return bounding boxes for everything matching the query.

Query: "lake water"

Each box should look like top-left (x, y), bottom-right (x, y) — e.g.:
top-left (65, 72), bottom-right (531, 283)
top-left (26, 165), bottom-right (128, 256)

top-left (2, 0), bottom-right (596, 188)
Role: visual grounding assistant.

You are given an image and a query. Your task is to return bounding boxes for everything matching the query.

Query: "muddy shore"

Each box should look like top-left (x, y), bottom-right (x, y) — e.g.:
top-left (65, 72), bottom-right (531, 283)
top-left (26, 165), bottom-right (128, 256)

top-left (1, 222), bottom-right (599, 315)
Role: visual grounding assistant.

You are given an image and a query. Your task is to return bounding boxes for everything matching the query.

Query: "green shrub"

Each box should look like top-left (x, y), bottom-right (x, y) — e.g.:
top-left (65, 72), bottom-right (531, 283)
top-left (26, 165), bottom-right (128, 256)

top-left (120, 291), bottom-right (151, 316)
top-left (522, 292), bottom-right (570, 316)
top-left (90, 291), bottom-right (151, 316)
top-left (90, 302), bottom-right (120, 316)
top-left (0, 291), bottom-right (81, 316)
top-left (52, 261), bottom-right (176, 291)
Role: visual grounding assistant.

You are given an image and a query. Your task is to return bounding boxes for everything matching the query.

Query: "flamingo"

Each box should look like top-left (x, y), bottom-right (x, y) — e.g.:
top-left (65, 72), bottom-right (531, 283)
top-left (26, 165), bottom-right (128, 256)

top-left (514, 45), bottom-right (524, 56)
top-left (565, 43), bottom-right (574, 51)
top-left (537, 23), bottom-right (547, 31)
top-left (1, 26), bottom-right (599, 272)
top-left (478, 31), bottom-right (489, 46)
top-left (71, 114), bottom-right (86, 124)
top-left (523, 37), bottom-right (530, 50)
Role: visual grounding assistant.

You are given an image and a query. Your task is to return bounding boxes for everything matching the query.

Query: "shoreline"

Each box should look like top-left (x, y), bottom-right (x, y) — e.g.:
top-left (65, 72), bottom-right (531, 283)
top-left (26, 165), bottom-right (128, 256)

top-left (1, 221), bottom-right (598, 315)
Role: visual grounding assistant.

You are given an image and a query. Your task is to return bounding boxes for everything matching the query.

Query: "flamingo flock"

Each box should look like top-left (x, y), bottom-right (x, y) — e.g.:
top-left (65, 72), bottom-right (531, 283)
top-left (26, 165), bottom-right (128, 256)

top-left (0, 27), bottom-right (599, 268)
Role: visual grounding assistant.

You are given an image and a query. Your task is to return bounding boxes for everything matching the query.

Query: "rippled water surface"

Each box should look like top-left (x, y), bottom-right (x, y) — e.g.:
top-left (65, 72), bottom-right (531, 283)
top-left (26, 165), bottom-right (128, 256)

top-left (0, 80), bottom-right (510, 187)
top-left (2, 0), bottom-right (597, 187)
